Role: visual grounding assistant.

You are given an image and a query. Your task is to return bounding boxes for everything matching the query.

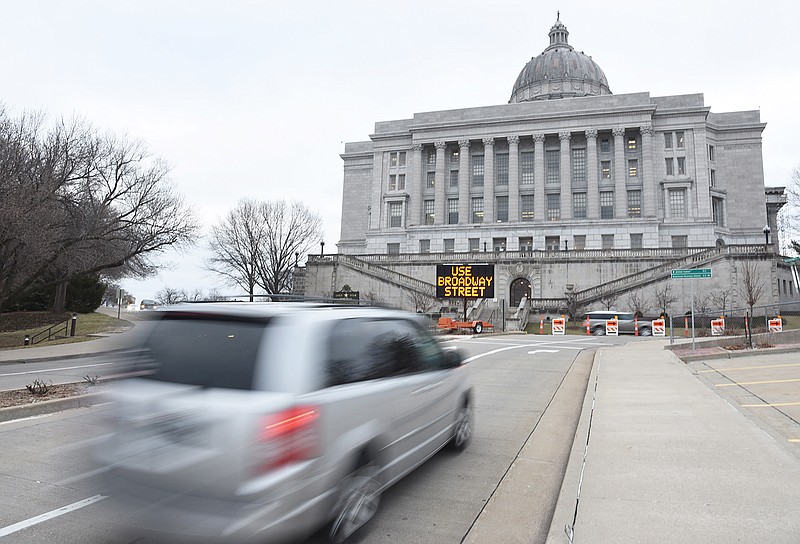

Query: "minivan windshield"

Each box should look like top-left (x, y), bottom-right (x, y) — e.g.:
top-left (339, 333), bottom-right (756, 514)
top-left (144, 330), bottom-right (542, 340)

top-left (140, 313), bottom-right (269, 390)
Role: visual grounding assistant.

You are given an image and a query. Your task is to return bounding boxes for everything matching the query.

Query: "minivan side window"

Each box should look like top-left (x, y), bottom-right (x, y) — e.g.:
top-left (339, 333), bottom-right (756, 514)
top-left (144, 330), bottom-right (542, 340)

top-left (327, 318), bottom-right (426, 387)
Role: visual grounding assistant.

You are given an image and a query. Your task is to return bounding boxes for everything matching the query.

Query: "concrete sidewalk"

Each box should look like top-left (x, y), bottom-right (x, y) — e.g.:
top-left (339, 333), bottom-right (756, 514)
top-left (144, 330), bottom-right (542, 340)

top-left (546, 339), bottom-right (800, 544)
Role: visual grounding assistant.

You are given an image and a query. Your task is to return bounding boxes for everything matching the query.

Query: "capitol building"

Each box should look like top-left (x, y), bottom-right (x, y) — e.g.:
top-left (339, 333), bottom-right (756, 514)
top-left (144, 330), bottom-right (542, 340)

top-left (302, 16), bottom-right (793, 321)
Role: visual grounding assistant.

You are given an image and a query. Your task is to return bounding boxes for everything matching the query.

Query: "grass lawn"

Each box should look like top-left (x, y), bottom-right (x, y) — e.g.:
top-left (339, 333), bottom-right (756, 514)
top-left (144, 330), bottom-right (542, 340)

top-left (0, 311), bottom-right (132, 350)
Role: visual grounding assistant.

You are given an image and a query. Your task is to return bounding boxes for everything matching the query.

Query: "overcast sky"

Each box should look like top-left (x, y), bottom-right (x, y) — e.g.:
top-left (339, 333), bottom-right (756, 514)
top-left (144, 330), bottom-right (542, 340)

top-left (3, 1), bottom-right (798, 301)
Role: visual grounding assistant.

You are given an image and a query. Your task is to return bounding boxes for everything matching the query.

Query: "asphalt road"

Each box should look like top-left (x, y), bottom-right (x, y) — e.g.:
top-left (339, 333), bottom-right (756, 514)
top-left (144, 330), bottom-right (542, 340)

top-left (0, 334), bottom-right (619, 544)
top-left (0, 352), bottom-right (142, 391)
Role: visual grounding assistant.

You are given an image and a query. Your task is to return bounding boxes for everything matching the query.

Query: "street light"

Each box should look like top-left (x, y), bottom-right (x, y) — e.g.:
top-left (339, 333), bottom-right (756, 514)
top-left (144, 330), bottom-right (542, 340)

top-left (320, 241), bottom-right (325, 257)
top-left (763, 224), bottom-right (771, 249)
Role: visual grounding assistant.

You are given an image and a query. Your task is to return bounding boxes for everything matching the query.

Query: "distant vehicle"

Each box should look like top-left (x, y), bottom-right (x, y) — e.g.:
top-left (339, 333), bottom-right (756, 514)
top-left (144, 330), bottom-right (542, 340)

top-left (139, 299), bottom-right (157, 311)
top-left (583, 310), bottom-right (652, 336)
top-left (99, 302), bottom-right (473, 543)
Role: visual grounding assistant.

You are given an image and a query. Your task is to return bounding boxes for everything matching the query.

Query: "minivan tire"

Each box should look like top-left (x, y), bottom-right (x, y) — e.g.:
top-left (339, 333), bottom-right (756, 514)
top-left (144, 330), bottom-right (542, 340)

top-left (330, 459), bottom-right (382, 543)
top-left (449, 400), bottom-right (474, 451)
top-left (592, 327), bottom-right (606, 336)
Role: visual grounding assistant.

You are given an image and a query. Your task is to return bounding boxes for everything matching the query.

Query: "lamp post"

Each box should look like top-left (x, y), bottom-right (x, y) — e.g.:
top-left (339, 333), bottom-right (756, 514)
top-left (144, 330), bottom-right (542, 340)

top-left (763, 224), bottom-right (771, 251)
top-left (295, 252), bottom-right (299, 267)
top-left (320, 241), bottom-right (325, 257)
top-left (564, 239), bottom-right (569, 251)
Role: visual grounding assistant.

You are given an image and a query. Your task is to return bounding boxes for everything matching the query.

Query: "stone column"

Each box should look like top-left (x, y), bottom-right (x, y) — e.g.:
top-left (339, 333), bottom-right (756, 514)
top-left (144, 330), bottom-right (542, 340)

top-left (508, 135), bottom-right (520, 222)
top-left (612, 127), bottom-right (626, 219)
top-left (483, 137), bottom-right (495, 223)
top-left (407, 143), bottom-right (423, 226)
top-left (458, 139), bottom-right (471, 223)
top-left (559, 131), bottom-right (572, 219)
top-left (434, 140), bottom-right (447, 225)
top-left (640, 125), bottom-right (656, 218)
top-left (533, 133), bottom-right (545, 221)
top-left (586, 129), bottom-right (599, 219)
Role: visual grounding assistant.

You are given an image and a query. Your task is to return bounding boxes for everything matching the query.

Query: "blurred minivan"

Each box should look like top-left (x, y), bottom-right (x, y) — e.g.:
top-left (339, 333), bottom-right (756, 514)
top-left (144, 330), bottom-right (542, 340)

top-left (99, 302), bottom-right (473, 543)
top-left (138, 299), bottom-right (158, 311)
top-left (583, 310), bottom-right (652, 336)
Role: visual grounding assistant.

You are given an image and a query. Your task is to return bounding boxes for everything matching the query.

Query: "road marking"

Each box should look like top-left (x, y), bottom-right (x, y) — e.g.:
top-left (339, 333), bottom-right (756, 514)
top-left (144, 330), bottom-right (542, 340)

top-left (55, 466), bottom-right (111, 486)
top-left (0, 362), bottom-right (116, 377)
top-left (0, 494), bottom-right (107, 537)
top-left (697, 363), bottom-right (800, 374)
top-left (463, 345), bottom-right (531, 363)
top-left (528, 349), bottom-right (559, 355)
top-left (0, 414), bottom-right (54, 426)
top-left (789, 439), bottom-right (800, 443)
top-left (741, 402), bottom-right (800, 408)
top-left (715, 378), bottom-right (800, 388)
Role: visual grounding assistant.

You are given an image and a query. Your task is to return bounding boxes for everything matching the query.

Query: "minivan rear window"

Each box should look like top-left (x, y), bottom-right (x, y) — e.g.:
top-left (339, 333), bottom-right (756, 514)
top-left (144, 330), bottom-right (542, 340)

top-left (140, 313), bottom-right (269, 390)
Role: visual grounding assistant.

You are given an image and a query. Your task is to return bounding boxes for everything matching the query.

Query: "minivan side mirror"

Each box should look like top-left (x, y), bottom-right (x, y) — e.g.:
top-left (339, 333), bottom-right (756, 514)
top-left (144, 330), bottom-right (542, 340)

top-left (442, 347), bottom-right (464, 368)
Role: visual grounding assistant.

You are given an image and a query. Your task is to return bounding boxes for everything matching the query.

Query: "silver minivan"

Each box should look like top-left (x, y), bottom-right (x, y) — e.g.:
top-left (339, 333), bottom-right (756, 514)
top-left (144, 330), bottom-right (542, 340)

top-left (583, 310), bottom-right (652, 336)
top-left (99, 303), bottom-right (473, 543)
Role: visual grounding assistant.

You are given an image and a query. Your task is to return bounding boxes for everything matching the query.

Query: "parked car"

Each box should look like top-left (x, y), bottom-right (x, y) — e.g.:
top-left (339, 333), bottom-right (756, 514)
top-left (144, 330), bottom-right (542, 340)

top-left (583, 310), bottom-right (652, 336)
top-left (99, 302), bottom-right (473, 543)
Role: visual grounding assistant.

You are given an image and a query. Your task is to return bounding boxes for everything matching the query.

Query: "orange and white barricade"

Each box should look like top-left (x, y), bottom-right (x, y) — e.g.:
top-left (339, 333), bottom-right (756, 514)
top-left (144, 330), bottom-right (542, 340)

top-left (605, 318), bottom-right (618, 336)
top-left (711, 317), bottom-right (725, 336)
top-left (551, 316), bottom-right (566, 335)
top-left (539, 316), bottom-right (544, 334)
top-left (769, 317), bottom-right (783, 333)
top-left (652, 318), bottom-right (666, 337)
top-left (584, 318), bottom-right (590, 335)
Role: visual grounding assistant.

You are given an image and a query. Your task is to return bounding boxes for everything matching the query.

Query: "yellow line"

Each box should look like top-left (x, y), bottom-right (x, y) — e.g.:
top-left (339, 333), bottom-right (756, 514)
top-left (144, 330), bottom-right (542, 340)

top-left (741, 402), bottom-right (800, 408)
top-left (789, 439), bottom-right (800, 443)
top-left (715, 378), bottom-right (800, 388)
top-left (698, 363), bottom-right (800, 374)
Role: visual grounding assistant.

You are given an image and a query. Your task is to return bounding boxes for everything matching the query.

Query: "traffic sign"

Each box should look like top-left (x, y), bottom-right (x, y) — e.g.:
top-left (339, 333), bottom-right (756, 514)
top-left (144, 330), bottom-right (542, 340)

top-left (671, 268), bottom-right (712, 279)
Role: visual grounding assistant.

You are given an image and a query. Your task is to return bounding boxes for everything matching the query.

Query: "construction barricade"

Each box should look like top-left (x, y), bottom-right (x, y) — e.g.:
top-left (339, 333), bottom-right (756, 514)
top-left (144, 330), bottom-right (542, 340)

top-left (711, 317), bottom-right (725, 336)
top-left (652, 318), bottom-right (666, 337)
top-left (605, 318), bottom-right (618, 336)
top-left (769, 317), bottom-right (783, 333)
top-left (551, 316), bottom-right (565, 335)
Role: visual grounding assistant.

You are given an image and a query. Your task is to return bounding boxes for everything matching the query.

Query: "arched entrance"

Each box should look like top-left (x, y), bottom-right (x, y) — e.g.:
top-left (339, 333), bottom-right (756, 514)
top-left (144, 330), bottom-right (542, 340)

top-left (510, 277), bottom-right (531, 307)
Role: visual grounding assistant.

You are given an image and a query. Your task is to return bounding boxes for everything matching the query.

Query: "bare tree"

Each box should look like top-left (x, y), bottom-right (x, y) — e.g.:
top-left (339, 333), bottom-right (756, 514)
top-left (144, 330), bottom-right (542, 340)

top-left (738, 259), bottom-right (766, 316)
top-left (625, 289), bottom-right (650, 317)
top-left (781, 166), bottom-right (800, 255)
top-left (156, 286), bottom-right (187, 305)
top-left (598, 292), bottom-right (618, 311)
top-left (406, 289), bottom-right (436, 313)
top-left (652, 283), bottom-right (676, 317)
top-left (709, 289), bottom-right (732, 313)
top-left (206, 198), bottom-right (264, 301)
top-left (206, 199), bottom-right (321, 298)
top-left (0, 109), bottom-right (198, 312)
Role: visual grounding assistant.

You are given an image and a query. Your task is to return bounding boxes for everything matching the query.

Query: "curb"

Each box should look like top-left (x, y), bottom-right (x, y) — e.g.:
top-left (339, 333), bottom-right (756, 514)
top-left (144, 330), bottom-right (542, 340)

top-left (0, 346), bottom-right (140, 366)
top-left (0, 392), bottom-right (105, 423)
top-left (674, 344), bottom-right (800, 362)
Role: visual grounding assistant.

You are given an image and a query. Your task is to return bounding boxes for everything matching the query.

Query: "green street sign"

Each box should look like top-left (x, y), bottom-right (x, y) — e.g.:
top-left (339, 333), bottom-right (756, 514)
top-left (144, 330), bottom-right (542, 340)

top-left (671, 268), bottom-right (712, 279)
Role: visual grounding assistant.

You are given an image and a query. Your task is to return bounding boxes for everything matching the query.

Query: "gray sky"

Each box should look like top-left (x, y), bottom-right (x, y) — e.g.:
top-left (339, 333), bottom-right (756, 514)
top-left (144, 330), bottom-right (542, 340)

top-left (3, 0), bottom-right (798, 300)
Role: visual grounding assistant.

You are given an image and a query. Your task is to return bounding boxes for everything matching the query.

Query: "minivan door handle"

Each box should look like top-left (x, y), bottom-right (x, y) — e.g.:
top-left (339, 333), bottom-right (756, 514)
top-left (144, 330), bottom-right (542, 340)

top-left (412, 381), bottom-right (443, 395)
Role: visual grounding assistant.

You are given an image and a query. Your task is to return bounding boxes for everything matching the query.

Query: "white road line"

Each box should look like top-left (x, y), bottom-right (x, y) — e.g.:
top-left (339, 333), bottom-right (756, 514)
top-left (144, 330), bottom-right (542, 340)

top-left (0, 414), bottom-right (54, 426)
top-left (464, 345), bottom-right (531, 363)
top-left (0, 362), bottom-right (116, 377)
top-left (55, 466), bottom-right (111, 486)
top-left (0, 494), bottom-right (107, 537)
top-left (529, 350), bottom-right (559, 355)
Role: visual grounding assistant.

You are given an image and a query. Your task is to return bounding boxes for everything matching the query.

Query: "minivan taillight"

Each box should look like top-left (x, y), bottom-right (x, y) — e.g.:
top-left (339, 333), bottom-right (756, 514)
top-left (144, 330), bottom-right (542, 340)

top-left (256, 406), bottom-right (320, 472)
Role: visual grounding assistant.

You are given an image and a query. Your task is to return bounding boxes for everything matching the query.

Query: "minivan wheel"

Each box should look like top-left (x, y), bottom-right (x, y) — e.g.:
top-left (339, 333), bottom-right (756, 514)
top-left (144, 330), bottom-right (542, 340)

top-left (330, 460), bottom-right (382, 543)
top-left (450, 401), bottom-right (473, 451)
top-left (474, 322), bottom-right (483, 334)
top-left (592, 327), bottom-right (606, 336)
top-left (639, 327), bottom-right (652, 337)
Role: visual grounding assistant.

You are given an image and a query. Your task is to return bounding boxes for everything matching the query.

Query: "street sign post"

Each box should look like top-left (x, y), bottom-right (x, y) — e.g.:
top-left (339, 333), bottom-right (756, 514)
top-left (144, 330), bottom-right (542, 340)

top-left (670, 268), bottom-right (712, 350)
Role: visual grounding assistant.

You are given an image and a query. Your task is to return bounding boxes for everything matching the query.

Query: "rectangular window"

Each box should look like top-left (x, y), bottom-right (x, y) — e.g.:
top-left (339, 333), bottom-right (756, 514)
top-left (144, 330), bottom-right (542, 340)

top-left (602, 234), bottom-right (614, 250)
top-left (389, 202), bottom-right (402, 227)
top-left (496, 153), bottom-right (509, 186)
top-left (601, 160), bottom-right (611, 179)
top-left (627, 136), bottom-right (637, 150)
top-left (545, 236), bottom-right (560, 251)
top-left (664, 132), bottom-right (673, 149)
top-left (708, 145), bottom-right (715, 162)
top-left (521, 151), bottom-right (535, 184)
top-left (665, 158), bottom-right (674, 176)
top-left (447, 198), bottom-right (459, 225)
top-left (573, 192), bottom-right (587, 219)
top-left (389, 174), bottom-right (396, 191)
top-left (496, 196), bottom-right (509, 222)
top-left (572, 148), bottom-right (587, 186)
top-left (398, 151), bottom-right (406, 166)
top-left (389, 152), bottom-right (398, 167)
top-left (444, 239), bottom-right (455, 253)
top-left (677, 157), bottom-right (686, 175)
top-left (419, 239), bottom-right (430, 253)
top-left (426, 171), bottom-right (435, 188)
top-left (627, 190), bottom-right (642, 217)
top-left (468, 238), bottom-right (480, 252)
top-left (600, 138), bottom-right (610, 153)
top-left (387, 242), bottom-right (400, 255)
top-left (471, 197), bottom-right (484, 223)
top-left (519, 236), bottom-right (533, 251)
top-left (472, 155), bottom-right (484, 187)
top-left (710, 169), bottom-right (716, 187)
top-left (600, 191), bottom-right (614, 219)
top-left (712, 196), bottom-right (725, 227)
top-left (669, 189), bottom-right (686, 218)
top-left (450, 169), bottom-right (459, 187)
top-left (546, 193), bottom-right (560, 221)
top-left (628, 159), bottom-right (638, 177)
top-left (574, 235), bottom-right (586, 250)
top-left (521, 194), bottom-right (535, 221)
top-left (450, 149), bottom-right (459, 164)
top-left (424, 200), bottom-right (435, 225)
top-left (630, 233), bottom-right (643, 249)
top-left (397, 173), bottom-right (405, 190)
top-left (676, 131), bottom-right (685, 148)
top-left (546, 150), bottom-right (560, 184)
top-left (427, 148), bottom-right (436, 166)
top-left (671, 235), bottom-right (687, 249)
top-left (493, 237), bottom-right (507, 252)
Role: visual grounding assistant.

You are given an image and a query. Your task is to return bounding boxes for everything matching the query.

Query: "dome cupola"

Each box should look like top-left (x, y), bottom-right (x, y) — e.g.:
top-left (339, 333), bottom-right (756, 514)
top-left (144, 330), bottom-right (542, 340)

top-left (510, 14), bottom-right (611, 103)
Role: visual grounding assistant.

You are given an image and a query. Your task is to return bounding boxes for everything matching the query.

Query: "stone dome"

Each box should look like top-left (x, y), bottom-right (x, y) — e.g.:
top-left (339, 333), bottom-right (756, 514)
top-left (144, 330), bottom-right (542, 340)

top-left (509, 16), bottom-right (611, 103)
